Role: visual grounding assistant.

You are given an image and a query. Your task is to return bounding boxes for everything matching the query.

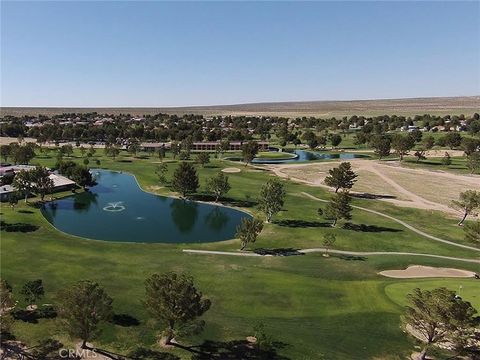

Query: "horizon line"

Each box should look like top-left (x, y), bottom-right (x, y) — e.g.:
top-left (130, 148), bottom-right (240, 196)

top-left (1, 95), bottom-right (479, 109)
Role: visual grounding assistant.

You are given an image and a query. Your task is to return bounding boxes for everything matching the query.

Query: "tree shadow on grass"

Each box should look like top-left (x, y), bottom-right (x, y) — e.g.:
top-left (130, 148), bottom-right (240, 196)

top-left (12, 306), bottom-right (57, 324)
top-left (0, 221), bottom-right (39, 233)
top-left (342, 223), bottom-right (402, 233)
top-left (333, 254), bottom-right (367, 261)
top-left (18, 210), bottom-right (34, 214)
top-left (185, 339), bottom-right (290, 360)
top-left (273, 219), bottom-right (331, 228)
top-left (111, 313), bottom-right (140, 327)
top-left (253, 248), bottom-right (304, 257)
top-left (350, 193), bottom-right (397, 200)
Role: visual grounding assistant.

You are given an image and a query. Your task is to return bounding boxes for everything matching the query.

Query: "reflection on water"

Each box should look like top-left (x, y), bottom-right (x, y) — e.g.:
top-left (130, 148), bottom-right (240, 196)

top-left (41, 170), bottom-right (249, 243)
top-left (252, 150), bottom-right (369, 164)
top-left (204, 207), bottom-right (230, 231)
top-left (170, 200), bottom-right (198, 234)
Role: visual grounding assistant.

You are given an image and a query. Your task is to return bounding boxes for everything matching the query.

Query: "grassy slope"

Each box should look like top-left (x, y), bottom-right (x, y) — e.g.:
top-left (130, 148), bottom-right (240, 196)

top-left (2, 150), bottom-right (479, 359)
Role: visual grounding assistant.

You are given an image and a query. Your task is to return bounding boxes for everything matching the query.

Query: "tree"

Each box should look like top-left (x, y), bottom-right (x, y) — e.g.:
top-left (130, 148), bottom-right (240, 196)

top-left (422, 135), bottom-right (435, 151)
top-left (391, 134), bottom-right (414, 161)
top-left (330, 134), bottom-right (342, 148)
top-left (401, 287), bottom-right (478, 360)
top-left (8, 194), bottom-right (18, 210)
top-left (127, 139), bottom-right (141, 157)
top-left (172, 162), bottom-right (199, 198)
top-left (79, 146), bottom-right (86, 157)
top-left (0, 279), bottom-right (15, 335)
top-left (157, 146), bottom-right (165, 162)
top-left (171, 142), bottom-right (180, 159)
top-left (444, 132), bottom-right (462, 149)
top-left (57, 280), bottom-right (113, 349)
top-left (144, 272), bottom-right (211, 345)
top-left (219, 139), bottom-right (230, 155)
top-left (369, 135), bottom-right (391, 159)
top-left (155, 163), bottom-right (168, 184)
top-left (464, 221), bottom-right (480, 243)
top-left (451, 190), bottom-right (480, 226)
top-left (60, 144), bottom-right (74, 157)
top-left (242, 141), bottom-right (259, 165)
top-left (31, 166), bottom-right (54, 201)
top-left (408, 129), bottom-right (423, 143)
top-left (58, 161), bottom-right (93, 189)
top-left (413, 149), bottom-right (426, 163)
top-left (13, 169), bottom-right (34, 202)
top-left (252, 322), bottom-right (274, 352)
top-left (87, 146), bottom-right (96, 158)
top-left (322, 233), bottom-right (336, 256)
top-left (441, 151), bottom-right (452, 166)
top-left (258, 178), bottom-right (286, 223)
top-left (324, 162), bottom-right (358, 193)
top-left (20, 279), bottom-right (44, 307)
top-left (0, 145), bottom-right (11, 162)
top-left (466, 151), bottom-right (480, 174)
top-left (195, 152), bottom-right (210, 167)
top-left (206, 172), bottom-right (231, 202)
top-left (12, 144), bottom-right (35, 164)
top-left (236, 217), bottom-right (264, 250)
top-left (307, 138), bottom-right (319, 150)
top-left (320, 192), bottom-right (353, 227)
top-left (461, 137), bottom-right (480, 156)
top-left (104, 144), bottom-right (120, 160)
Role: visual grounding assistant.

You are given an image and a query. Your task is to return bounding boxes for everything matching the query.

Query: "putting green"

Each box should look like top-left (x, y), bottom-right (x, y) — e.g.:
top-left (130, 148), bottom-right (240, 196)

top-left (384, 279), bottom-right (480, 309)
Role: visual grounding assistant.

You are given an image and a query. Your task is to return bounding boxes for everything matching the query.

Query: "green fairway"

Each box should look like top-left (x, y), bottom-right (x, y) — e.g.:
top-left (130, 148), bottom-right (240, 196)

top-left (2, 149), bottom-right (479, 359)
top-left (254, 151), bottom-right (297, 160)
top-left (385, 279), bottom-right (480, 310)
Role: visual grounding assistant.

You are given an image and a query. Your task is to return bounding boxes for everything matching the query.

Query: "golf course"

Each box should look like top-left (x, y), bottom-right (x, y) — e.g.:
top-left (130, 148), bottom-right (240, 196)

top-left (1, 148), bottom-right (479, 359)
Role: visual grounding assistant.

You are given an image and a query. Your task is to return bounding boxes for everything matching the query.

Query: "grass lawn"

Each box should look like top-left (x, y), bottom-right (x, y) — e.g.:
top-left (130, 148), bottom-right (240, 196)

top-left (402, 156), bottom-right (476, 174)
top-left (254, 151), bottom-right (297, 160)
top-left (2, 149), bottom-right (479, 359)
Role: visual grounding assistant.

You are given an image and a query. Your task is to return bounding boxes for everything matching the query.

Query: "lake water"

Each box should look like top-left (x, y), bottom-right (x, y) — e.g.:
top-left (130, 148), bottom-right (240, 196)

top-left (252, 150), bottom-right (368, 164)
top-left (41, 170), bottom-right (250, 243)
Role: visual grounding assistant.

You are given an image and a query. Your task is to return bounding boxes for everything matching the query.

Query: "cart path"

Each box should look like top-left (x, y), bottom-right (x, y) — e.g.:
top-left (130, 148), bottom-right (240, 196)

top-left (183, 249), bottom-right (480, 264)
top-left (301, 192), bottom-right (480, 252)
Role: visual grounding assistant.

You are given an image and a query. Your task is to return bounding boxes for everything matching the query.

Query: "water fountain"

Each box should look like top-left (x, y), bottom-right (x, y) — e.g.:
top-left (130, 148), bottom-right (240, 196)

top-left (103, 201), bottom-right (126, 212)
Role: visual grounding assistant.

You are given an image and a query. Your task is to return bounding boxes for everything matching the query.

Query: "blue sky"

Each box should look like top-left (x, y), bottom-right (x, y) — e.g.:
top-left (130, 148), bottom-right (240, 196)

top-left (1, 1), bottom-right (479, 107)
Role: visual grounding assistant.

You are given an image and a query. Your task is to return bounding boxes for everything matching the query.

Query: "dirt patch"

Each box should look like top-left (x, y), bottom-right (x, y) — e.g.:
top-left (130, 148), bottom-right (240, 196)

top-left (379, 265), bottom-right (476, 278)
top-left (222, 167), bottom-right (241, 173)
top-left (268, 159), bottom-right (480, 215)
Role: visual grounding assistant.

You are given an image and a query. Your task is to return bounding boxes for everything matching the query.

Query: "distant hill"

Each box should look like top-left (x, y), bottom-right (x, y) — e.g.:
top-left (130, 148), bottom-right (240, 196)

top-left (1, 96), bottom-right (479, 118)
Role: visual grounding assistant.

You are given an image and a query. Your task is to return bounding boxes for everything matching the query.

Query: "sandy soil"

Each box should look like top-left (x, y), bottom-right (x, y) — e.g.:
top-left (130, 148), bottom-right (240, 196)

top-left (268, 159), bottom-right (480, 215)
top-left (2, 96), bottom-right (478, 117)
top-left (222, 167), bottom-right (241, 173)
top-left (379, 265), bottom-right (477, 278)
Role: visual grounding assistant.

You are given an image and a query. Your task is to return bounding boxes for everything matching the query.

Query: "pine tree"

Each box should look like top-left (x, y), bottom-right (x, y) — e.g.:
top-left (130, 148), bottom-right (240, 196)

top-left (324, 162), bottom-right (358, 193)
top-left (172, 162), bottom-right (199, 198)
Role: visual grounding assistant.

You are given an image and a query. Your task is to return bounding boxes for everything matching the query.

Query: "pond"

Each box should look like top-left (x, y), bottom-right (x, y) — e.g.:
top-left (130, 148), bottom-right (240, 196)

top-left (41, 170), bottom-right (250, 243)
top-left (251, 150), bottom-right (369, 164)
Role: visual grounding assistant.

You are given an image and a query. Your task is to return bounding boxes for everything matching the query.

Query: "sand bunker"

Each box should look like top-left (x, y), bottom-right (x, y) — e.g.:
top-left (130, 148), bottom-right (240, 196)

top-left (222, 167), bottom-right (241, 173)
top-left (379, 265), bottom-right (477, 278)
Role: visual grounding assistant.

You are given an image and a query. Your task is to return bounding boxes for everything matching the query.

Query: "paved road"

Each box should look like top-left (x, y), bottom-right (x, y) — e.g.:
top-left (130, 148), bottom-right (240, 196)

top-left (301, 192), bottom-right (480, 252)
top-left (183, 249), bottom-right (480, 264)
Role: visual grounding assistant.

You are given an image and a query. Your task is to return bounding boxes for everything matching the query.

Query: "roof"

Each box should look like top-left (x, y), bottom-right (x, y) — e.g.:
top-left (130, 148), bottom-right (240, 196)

top-left (49, 174), bottom-right (76, 188)
top-left (0, 185), bottom-right (16, 194)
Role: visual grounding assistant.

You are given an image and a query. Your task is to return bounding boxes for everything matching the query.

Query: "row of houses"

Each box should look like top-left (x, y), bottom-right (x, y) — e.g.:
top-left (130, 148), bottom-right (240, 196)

top-left (141, 140), bottom-right (269, 152)
top-left (0, 165), bottom-right (76, 202)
